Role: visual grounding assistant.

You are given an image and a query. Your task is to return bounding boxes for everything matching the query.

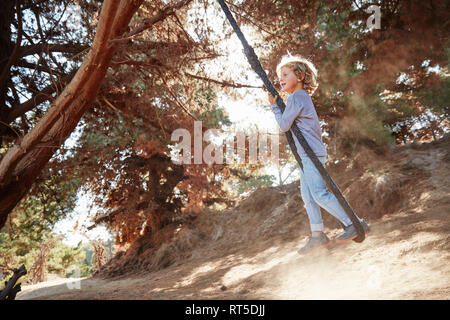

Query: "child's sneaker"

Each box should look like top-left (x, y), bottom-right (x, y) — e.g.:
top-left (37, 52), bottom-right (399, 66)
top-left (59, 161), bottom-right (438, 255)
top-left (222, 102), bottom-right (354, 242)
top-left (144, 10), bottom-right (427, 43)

top-left (335, 219), bottom-right (370, 243)
top-left (297, 232), bottom-right (330, 254)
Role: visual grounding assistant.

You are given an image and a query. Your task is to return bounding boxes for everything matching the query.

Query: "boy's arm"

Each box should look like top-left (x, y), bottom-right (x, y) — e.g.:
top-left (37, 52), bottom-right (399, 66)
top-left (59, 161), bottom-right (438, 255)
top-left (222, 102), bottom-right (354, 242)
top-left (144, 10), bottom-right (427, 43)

top-left (271, 94), bottom-right (305, 132)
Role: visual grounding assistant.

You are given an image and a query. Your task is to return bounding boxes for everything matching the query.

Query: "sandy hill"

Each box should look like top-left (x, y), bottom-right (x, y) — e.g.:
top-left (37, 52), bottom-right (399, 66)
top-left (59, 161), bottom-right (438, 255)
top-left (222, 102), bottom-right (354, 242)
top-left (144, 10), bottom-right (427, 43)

top-left (17, 133), bottom-right (450, 299)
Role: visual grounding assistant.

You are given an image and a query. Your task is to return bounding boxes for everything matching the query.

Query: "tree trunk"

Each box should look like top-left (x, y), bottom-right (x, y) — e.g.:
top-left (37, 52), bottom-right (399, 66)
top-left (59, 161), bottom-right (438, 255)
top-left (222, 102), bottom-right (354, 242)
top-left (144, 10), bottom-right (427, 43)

top-left (0, 264), bottom-right (26, 300)
top-left (0, 0), bottom-right (15, 143)
top-left (0, 0), bottom-right (144, 230)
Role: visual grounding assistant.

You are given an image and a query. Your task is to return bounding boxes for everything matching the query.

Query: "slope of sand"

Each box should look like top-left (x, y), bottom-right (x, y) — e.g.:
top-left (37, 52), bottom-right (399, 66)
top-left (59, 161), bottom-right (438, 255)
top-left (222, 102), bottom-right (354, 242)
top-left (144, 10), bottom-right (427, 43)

top-left (17, 136), bottom-right (450, 300)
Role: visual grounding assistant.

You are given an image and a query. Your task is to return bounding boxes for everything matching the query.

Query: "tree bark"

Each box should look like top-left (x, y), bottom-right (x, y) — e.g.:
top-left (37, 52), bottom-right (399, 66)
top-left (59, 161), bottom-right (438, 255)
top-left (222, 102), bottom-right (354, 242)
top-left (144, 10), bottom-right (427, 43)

top-left (0, 0), bottom-right (15, 141)
top-left (0, 0), bottom-right (144, 229)
top-left (0, 264), bottom-right (26, 300)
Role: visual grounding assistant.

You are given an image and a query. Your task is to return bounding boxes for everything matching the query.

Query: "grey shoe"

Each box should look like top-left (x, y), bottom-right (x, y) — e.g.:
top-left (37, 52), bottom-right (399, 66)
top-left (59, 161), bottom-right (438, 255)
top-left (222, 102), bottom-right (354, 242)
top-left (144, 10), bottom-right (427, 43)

top-left (336, 219), bottom-right (370, 243)
top-left (297, 232), bottom-right (330, 254)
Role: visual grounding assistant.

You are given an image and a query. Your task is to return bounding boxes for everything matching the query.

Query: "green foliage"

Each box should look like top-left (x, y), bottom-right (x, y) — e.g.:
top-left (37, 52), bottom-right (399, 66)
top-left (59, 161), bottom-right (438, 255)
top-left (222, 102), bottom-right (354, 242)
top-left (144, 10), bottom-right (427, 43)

top-left (47, 241), bottom-right (90, 277)
top-left (195, 106), bottom-right (233, 129)
top-left (193, 86), bottom-right (233, 128)
top-left (235, 174), bottom-right (275, 196)
top-left (391, 98), bottom-right (414, 119)
top-left (316, 4), bottom-right (350, 50)
top-left (345, 87), bottom-right (395, 146)
top-left (0, 165), bottom-right (82, 241)
top-left (0, 164), bottom-right (87, 281)
top-left (415, 76), bottom-right (450, 116)
top-left (0, 235), bottom-right (93, 284)
top-left (84, 113), bottom-right (131, 150)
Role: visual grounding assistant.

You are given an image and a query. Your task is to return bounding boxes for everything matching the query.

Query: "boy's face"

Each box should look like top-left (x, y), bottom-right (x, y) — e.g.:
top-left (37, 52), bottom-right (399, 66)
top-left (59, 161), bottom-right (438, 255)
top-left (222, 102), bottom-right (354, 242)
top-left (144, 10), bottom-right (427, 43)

top-left (278, 66), bottom-right (303, 94)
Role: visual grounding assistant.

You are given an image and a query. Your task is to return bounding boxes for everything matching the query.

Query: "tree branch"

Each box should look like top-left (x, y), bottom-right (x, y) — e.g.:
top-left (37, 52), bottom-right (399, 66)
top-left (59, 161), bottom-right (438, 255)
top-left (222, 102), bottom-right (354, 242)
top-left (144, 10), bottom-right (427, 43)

top-left (0, 0), bottom-right (145, 230)
top-left (15, 59), bottom-right (63, 75)
top-left (0, 0), bottom-right (23, 90)
top-left (108, 0), bottom-right (194, 43)
top-left (7, 69), bottom-right (77, 122)
top-left (184, 72), bottom-right (263, 89)
top-left (19, 43), bottom-right (90, 58)
top-left (0, 264), bottom-right (27, 300)
top-left (157, 69), bottom-right (199, 121)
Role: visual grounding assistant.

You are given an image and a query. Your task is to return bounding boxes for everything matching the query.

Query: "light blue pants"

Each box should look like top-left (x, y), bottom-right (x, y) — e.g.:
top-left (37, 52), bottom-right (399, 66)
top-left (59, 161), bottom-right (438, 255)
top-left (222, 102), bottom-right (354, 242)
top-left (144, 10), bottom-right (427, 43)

top-left (299, 155), bottom-right (354, 232)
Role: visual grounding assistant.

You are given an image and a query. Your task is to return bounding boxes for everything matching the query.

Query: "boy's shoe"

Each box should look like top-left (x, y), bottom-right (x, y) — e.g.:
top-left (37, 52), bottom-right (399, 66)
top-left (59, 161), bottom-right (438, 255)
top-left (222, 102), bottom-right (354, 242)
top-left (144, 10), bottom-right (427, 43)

top-left (297, 232), bottom-right (330, 254)
top-left (336, 219), bottom-right (370, 243)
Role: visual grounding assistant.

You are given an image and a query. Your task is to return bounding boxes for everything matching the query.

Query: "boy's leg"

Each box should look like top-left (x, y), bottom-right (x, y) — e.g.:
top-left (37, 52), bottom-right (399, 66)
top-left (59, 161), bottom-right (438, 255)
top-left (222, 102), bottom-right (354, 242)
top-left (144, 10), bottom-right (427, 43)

top-left (301, 156), bottom-right (355, 227)
top-left (299, 164), bottom-right (324, 233)
top-left (298, 164), bottom-right (330, 254)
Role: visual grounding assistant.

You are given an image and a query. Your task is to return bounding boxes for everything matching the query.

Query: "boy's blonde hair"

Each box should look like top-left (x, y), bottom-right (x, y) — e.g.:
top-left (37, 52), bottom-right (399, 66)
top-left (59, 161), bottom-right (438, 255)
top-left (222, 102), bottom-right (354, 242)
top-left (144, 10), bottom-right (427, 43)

top-left (276, 54), bottom-right (319, 95)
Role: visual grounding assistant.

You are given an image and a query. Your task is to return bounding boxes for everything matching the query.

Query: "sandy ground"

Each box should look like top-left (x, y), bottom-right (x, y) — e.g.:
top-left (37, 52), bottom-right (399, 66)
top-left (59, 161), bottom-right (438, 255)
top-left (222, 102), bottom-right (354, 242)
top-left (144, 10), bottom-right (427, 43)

top-left (16, 139), bottom-right (450, 300)
top-left (17, 209), bottom-right (450, 300)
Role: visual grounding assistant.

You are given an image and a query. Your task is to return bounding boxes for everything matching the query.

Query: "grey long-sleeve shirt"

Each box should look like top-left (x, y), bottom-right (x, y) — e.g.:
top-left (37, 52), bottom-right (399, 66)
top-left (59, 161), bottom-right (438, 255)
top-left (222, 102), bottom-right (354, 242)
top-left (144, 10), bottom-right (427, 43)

top-left (271, 90), bottom-right (327, 158)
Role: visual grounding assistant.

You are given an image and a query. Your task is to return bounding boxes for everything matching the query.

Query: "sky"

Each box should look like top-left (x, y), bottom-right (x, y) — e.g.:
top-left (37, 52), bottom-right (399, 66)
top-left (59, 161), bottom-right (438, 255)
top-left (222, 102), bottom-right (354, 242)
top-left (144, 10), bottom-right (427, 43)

top-left (54, 191), bottom-right (112, 246)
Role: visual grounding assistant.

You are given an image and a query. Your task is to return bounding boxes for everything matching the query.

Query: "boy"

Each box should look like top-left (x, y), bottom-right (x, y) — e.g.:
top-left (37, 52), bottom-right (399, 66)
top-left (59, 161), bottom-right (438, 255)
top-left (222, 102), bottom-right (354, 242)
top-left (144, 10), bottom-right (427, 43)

top-left (268, 54), bottom-right (370, 254)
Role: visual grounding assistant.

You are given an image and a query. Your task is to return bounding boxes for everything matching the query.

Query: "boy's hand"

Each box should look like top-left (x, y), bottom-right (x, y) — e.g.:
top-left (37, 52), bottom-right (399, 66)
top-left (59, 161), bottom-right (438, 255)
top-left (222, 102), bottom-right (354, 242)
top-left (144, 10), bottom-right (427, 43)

top-left (268, 92), bottom-right (277, 105)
